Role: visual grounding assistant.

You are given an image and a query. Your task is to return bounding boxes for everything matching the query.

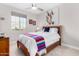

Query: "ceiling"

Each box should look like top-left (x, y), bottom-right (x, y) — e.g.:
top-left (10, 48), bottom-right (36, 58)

top-left (3, 3), bottom-right (61, 14)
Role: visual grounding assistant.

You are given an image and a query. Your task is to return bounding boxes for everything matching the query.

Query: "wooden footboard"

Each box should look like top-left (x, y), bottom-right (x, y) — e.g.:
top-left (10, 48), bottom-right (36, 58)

top-left (17, 40), bottom-right (60, 56)
top-left (46, 41), bottom-right (60, 53)
top-left (17, 41), bottom-right (30, 56)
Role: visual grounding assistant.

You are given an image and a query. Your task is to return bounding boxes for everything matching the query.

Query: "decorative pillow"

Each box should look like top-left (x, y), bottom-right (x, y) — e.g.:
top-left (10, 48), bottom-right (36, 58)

top-left (44, 27), bottom-right (50, 32)
top-left (49, 28), bottom-right (58, 33)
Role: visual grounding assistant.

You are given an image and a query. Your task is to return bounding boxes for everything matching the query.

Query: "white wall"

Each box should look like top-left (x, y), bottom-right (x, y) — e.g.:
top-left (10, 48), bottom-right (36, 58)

top-left (0, 4), bottom-right (37, 40)
top-left (59, 3), bottom-right (79, 48)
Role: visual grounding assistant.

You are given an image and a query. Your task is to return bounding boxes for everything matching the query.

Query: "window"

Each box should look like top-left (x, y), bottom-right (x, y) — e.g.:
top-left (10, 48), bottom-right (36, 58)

top-left (11, 14), bottom-right (26, 30)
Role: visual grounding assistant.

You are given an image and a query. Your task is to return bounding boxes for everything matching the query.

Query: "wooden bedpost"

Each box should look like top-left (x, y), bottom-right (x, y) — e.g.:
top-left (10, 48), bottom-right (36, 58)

top-left (17, 41), bottom-right (30, 56)
top-left (58, 25), bottom-right (62, 46)
top-left (17, 41), bottom-right (19, 48)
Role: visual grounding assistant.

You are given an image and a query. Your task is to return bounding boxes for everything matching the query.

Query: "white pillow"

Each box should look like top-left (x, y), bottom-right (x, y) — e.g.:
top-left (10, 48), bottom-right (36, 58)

top-left (49, 28), bottom-right (58, 33)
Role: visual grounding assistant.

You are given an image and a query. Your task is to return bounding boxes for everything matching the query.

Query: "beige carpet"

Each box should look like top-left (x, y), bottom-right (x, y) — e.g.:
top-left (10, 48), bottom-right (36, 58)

top-left (10, 40), bottom-right (79, 56)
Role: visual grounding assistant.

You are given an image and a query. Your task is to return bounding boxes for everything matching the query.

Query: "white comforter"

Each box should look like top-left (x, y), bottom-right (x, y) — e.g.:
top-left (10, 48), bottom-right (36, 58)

top-left (19, 32), bottom-right (60, 56)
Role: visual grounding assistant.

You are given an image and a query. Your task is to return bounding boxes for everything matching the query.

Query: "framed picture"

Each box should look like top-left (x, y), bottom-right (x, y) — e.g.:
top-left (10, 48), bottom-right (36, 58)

top-left (29, 19), bottom-right (36, 25)
top-left (32, 21), bottom-right (36, 25)
top-left (29, 19), bottom-right (33, 24)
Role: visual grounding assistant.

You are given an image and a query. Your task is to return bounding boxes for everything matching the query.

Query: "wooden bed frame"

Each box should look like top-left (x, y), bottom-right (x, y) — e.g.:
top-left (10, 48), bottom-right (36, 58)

top-left (17, 25), bottom-right (62, 56)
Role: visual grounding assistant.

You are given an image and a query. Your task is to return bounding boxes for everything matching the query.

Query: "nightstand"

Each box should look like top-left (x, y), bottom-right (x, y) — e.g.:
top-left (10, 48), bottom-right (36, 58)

top-left (0, 37), bottom-right (9, 56)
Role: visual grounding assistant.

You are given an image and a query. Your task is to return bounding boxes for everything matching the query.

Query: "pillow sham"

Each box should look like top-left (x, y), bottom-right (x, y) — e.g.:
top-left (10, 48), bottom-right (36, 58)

top-left (49, 28), bottom-right (58, 33)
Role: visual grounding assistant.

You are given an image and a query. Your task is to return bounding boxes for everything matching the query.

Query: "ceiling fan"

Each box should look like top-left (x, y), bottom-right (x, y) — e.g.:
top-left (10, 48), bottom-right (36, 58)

top-left (26, 4), bottom-right (44, 11)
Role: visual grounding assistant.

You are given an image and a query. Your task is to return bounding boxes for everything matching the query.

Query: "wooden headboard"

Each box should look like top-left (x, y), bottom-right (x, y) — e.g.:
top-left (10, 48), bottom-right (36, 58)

top-left (43, 25), bottom-right (62, 45)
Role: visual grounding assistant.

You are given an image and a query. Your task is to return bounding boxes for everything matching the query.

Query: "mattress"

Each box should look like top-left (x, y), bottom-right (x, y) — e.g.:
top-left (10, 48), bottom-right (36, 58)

top-left (30, 32), bottom-right (60, 47)
top-left (19, 32), bottom-right (60, 56)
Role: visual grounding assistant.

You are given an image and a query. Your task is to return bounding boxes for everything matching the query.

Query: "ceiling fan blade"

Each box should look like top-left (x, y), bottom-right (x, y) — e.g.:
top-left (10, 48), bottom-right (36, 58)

top-left (37, 8), bottom-right (44, 11)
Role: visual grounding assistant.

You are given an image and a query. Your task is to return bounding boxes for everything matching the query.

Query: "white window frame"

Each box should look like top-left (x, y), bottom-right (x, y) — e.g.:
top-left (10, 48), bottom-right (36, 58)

top-left (11, 12), bottom-right (26, 30)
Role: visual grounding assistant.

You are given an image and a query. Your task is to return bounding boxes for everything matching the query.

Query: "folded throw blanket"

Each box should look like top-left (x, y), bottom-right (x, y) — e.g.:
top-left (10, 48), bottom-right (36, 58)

top-left (24, 33), bottom-right (47, 56)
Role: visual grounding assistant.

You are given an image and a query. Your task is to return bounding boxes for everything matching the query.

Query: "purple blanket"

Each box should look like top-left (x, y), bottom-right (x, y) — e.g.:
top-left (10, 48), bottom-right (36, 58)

top-left (24, 33), bottom-right (46, 55)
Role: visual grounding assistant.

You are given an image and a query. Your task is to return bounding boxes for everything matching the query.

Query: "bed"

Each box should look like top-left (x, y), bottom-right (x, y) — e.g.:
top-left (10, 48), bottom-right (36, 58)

top-left (17, 25), bottom-right (62, 56)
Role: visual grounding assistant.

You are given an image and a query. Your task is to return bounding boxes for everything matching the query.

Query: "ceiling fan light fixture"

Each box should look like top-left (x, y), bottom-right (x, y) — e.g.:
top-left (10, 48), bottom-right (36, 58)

top-left (32, 6), bottom-right (37, 10)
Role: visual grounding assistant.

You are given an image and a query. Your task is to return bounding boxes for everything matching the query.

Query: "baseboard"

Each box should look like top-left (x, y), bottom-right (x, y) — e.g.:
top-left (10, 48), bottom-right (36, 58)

top-left (62, 43), bottom-right (79, 50)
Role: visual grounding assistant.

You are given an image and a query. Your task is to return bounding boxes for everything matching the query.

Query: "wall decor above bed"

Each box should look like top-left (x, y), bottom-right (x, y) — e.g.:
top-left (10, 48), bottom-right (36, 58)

top-left (46, 10), bottom-right (54, 25)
